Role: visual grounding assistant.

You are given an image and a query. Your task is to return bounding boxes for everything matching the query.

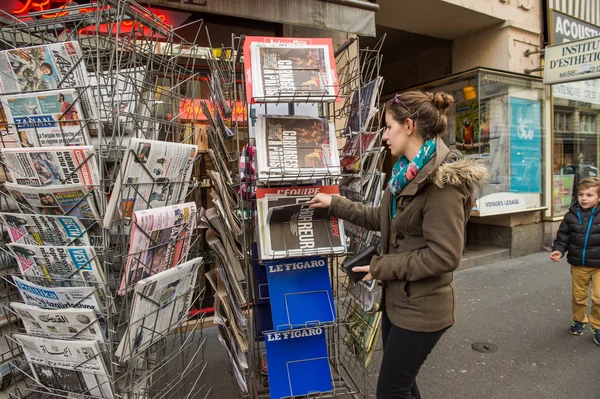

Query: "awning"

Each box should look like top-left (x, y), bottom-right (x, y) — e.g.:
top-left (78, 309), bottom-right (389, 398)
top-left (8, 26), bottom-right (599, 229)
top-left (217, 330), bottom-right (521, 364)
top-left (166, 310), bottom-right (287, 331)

top-left (147, 0), bottom-right (377, 36)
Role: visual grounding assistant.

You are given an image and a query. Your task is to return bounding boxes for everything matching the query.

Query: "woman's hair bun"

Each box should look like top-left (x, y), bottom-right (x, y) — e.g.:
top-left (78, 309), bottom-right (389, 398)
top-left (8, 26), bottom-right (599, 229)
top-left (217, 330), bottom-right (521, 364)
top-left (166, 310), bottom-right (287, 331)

top-left (431, 91), bottom-right (454, 114)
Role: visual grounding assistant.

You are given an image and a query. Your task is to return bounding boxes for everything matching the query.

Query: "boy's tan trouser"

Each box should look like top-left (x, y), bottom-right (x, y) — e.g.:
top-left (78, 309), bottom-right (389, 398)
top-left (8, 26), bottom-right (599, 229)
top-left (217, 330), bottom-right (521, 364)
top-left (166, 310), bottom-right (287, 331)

top-left (571, 265), bottom-right (600, 328)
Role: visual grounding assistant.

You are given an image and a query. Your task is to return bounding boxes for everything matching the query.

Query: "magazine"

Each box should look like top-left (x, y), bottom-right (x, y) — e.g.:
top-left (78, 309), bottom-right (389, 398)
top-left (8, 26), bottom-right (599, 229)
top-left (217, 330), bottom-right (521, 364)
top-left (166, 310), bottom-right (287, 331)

top-left (115, 257), bottom-right (202, 362)
top-left (0, 42), bottom-right (98, 133)
top-left (8, 243), bottom-right (106, 307)
top-left (14, 334), bottom-right (113, 398)
top-left (256, 185), bottom-right (346, 260)
top-left (11, 302), bottom-right (104, 342)
top-left (244, 36), bottom-right (338, 102)
top-left (0, 89), bottom-right (90, 147)
top-left (120, 203), bottom-right (197, 295)
top-left (344, 301), bottom-right (381, 368)
top-left (255, 115), bottom-right (340, 181)
top-left (0, 212), bottom-right (90, 247)
top-left (344, 77), bottom-right (383, 136)
top-left (103, 139), bottom-right (197, 228)
top-left (1, 146), bottom-right (99, 186)
top-left (12, 275), bottom-right (102, 315)
top-left (5, 182), bottom-right (100, 219)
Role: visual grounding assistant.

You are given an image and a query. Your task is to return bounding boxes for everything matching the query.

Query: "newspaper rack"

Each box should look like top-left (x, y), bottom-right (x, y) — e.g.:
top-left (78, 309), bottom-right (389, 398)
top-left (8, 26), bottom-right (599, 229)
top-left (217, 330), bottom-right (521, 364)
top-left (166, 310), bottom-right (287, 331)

top-left (0, 1), bottom-right (211, 398)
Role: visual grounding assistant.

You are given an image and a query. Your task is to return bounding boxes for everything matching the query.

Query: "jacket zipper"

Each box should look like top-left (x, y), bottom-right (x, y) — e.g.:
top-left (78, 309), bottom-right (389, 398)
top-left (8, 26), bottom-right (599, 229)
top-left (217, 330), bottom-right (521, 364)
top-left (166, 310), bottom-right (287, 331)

top-left (581, 207), bottom-right (596, 266)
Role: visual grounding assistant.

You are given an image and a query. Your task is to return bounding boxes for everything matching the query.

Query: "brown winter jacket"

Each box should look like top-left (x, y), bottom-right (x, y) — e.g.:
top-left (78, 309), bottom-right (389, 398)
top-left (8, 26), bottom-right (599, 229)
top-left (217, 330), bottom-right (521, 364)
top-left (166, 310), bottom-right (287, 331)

top-left (329, 137), bottom-right (489, 332)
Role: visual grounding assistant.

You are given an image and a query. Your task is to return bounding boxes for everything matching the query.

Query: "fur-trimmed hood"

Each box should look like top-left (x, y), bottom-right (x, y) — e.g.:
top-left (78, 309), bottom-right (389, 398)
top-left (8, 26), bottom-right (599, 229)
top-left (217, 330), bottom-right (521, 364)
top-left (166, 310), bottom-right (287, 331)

top-left (432, 150), bottom-right (490, 190)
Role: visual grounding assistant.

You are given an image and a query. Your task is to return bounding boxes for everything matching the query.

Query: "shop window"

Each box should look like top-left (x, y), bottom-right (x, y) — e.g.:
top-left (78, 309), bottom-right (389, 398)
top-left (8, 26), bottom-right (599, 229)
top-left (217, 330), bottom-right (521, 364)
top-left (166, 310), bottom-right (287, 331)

top-left (409, 68), bottom-right (545, 217)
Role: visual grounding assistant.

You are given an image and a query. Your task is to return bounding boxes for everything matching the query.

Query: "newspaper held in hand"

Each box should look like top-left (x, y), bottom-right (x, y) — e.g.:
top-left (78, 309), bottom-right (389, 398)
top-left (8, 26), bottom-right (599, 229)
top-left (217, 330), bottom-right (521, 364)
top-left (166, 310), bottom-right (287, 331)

top-left (14, 334), bottom-right (113, 398)
top-left (0, 89), bottom-right (91, 147)
top-left (5, 182), bottom-right (100, 219)
top-left (255, 115), bottom-right (340, 181)
top-left (1, 145), bottom-right (99, 186)
top-left (0, 42), bottom-right (98, 134)
top-left (256, 185), bottom-right (346, 260)
top-left (266, 202), bottom-right (345, 258)
top-left (103, 139), bottom-right (197, 228)
top-left (244, 36), bottom-right (339, 103)
top-left (115, 257), bottom-right (202, 362)
top-left (0, 212), bottom-right (90, 247)
top-left (11, 302), bottom-right (105, 342)
top-left (120, 203), bottom-right (197, 296)
top-left (12, 275), bottom-right (102, 315)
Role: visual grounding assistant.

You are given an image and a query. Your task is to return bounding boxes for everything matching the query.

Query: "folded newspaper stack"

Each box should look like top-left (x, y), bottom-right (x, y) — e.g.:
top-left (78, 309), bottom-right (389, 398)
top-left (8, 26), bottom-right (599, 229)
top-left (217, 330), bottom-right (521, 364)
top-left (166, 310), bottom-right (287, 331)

top-left (0, 89), bottom-right (91, 147)
top-left (120, 203), bottom-right (197, 295)
top-left (255, 115), bottom-right (340, 182)
top-left (206, 267), bottom-right (248, 393)
top-left (116, 257), bottom-right (202, 362)
top-left (103, 139), bottom-right (197, 228)
top-left (256, 185), bottom-right (346, 260)
top-left (14, 334), bottom-right (114, 398)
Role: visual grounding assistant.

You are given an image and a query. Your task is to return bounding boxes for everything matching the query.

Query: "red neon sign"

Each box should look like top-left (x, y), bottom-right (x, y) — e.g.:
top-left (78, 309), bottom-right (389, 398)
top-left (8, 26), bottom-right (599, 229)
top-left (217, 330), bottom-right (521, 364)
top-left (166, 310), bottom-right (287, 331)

top-left (9, 1), bottom-right (187, 33)
top-left (180, 99), bottom-right (248, 122)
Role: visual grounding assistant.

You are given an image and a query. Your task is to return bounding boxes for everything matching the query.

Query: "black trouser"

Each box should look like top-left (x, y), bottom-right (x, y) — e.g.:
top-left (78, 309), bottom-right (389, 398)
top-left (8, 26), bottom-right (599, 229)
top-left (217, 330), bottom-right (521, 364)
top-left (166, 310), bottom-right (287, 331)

top-left (376, 310), bottom-right (449, 399)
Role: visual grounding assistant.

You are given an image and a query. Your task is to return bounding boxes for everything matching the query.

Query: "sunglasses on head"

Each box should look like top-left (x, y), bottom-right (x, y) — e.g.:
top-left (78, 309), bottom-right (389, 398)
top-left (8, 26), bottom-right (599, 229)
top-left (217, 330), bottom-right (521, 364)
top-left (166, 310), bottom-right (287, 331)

top-left (393, 93), bottom-right (413, 113)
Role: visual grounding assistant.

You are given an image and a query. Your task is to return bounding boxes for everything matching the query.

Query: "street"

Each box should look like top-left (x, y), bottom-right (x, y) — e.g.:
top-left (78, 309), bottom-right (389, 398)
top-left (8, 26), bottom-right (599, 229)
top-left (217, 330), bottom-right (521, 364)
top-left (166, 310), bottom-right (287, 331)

top-left (419, 252), bottom-right (600, 399)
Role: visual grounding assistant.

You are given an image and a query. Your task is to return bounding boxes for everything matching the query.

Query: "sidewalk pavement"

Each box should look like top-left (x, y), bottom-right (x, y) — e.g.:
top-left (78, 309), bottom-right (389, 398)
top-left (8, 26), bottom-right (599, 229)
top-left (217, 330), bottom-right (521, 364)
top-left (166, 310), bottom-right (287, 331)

top-left (418, 252), bottom-right (600, 399)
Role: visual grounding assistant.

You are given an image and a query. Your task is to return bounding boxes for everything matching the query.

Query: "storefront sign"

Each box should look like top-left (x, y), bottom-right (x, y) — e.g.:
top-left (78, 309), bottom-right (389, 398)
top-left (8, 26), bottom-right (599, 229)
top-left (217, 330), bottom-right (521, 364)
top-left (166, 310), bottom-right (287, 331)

top-left (509, 97), bottom-right (541, 193)
top-left (544, 36), bottom-right (600, 85)
top-left (475, 192), bottom-right (542, 215)
top-left (551, 10), bottom-right (600, 44)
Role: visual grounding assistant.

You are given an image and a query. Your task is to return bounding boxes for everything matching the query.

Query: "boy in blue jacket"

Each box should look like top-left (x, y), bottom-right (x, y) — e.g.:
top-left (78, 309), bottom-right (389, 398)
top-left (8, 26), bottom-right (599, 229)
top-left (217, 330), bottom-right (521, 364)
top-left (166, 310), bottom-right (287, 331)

top-left (551, 177), bottom-right (600, 345)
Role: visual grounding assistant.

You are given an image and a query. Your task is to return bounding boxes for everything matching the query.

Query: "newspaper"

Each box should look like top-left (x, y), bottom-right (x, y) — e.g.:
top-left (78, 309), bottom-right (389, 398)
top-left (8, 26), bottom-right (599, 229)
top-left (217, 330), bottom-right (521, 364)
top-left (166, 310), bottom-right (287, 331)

top-left (14, 334), bottom-right (113, 398)
top-left (344, 77), bottom-right (383, 136)
top-left (13, 275), bottom-right (102, 315)
top-left (1, 146), bottom-right (100, 186)
top-left (8, 243), bottom-right (106, 307)
top-left (0, 212), bottom-right (91, 247)
top-left (0, 89), bottom-right (91, 147)
top-left (266, 202), bottom-right (345, 258)
top-left (0, 42), bottom-right (98, 134)
top-left (11, 302), bottom-right (105, 342)
top-left (255, 115), bottom-right (340, 181)
top-left (5, 182), bottom-right (100, 219)
top-left (256, 185), bottom-right (346, 260)
top-left (103, 139), bottom-right (197, 228)
top-left (115, 257), bottom-right (202, 362)
top-left (245, 37), bottom-right (338, 102)
top-left (120, 202), bottom-right (197, 295)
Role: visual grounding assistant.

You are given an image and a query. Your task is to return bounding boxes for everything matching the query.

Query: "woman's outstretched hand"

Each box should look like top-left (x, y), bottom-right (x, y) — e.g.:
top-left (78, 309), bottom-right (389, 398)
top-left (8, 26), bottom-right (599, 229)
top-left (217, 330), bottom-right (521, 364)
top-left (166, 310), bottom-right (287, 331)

top-left (309, 193), bottom-right (333, 208)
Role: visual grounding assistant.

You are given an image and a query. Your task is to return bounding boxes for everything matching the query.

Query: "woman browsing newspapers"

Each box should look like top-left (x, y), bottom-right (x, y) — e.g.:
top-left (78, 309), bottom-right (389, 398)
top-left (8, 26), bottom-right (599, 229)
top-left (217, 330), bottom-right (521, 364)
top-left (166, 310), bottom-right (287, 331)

top-left (309, 91), bottom-right (489, 399)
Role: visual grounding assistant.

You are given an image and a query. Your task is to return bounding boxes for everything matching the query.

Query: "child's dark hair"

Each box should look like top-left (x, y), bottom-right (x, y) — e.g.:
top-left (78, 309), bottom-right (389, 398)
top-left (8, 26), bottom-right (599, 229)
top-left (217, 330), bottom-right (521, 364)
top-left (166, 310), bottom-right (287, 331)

top-left (578, 177), bottom-right (600, 195)
top-left (385, 91), bottom-right (454, 141)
